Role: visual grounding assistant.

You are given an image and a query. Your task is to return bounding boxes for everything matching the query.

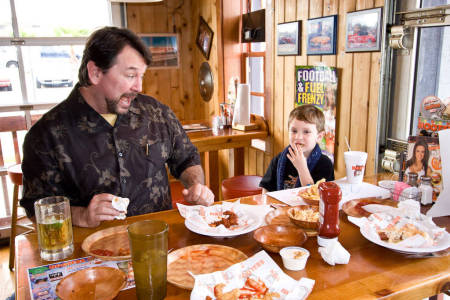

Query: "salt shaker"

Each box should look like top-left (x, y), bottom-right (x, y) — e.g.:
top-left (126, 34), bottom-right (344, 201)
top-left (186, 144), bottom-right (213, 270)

top-left (419, 176), bottom-right (433, 205)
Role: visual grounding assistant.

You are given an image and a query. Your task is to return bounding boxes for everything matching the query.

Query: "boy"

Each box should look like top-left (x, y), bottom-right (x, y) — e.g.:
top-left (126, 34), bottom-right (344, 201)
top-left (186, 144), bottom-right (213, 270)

top-left (260, 104), bottom-right (334, 192)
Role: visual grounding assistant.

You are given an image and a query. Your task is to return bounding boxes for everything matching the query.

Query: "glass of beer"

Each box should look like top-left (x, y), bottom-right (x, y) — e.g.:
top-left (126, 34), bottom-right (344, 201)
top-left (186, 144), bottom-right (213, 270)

top-left (34, 196), bottom-right (74, 261)
top-left (128, 220), bottom-right (168, 300)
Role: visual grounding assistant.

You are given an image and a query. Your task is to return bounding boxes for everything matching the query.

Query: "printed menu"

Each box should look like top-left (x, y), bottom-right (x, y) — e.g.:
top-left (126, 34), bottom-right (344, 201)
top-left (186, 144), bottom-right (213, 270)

top-left (27, 256), bottom-right (134, 300)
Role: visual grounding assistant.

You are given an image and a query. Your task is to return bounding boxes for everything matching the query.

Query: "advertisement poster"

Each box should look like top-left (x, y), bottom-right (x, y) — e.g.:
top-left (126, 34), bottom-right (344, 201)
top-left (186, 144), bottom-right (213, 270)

top-left (406, 135), bottom-right (442, 200)
top-left (27, 256), bottom-right (134, 300)
top-left (295, 65), bottom-right (338, 162)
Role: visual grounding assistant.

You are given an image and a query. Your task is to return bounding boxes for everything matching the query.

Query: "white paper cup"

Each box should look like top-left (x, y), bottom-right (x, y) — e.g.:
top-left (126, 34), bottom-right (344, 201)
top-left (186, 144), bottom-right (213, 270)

top-left (344, 151), bottom-right (368, 184)
top-left (279, 247), bottom-right (310, 271)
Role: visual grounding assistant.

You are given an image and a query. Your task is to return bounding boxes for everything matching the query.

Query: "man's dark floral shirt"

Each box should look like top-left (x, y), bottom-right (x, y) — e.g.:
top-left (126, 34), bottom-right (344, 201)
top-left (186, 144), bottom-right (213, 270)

top-left (21, 85), bottom-right (200, 217)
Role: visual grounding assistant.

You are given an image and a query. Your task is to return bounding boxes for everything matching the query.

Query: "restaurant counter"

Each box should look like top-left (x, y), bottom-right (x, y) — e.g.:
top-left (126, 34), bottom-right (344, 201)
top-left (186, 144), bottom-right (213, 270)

top-left (15, 174), bottom-right (450, 300)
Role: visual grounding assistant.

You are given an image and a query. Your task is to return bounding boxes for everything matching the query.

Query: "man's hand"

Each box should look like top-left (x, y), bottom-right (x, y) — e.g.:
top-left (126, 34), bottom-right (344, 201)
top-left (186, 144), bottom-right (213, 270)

top-left (182, 183), bottom-right (214, 206)
top-left (71, 193), bottom-right (121, 228)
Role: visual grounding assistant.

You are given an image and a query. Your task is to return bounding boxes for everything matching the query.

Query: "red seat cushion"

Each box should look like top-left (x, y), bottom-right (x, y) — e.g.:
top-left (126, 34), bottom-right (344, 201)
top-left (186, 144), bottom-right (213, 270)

top-left (221, 175), bottom-right (262, 200)
top-left (170, 181), bottom-right (191, 207)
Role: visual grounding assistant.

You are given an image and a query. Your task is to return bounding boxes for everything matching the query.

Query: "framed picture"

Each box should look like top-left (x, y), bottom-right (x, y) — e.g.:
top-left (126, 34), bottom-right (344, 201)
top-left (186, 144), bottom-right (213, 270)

top-left (307, 15), bottom-right (337, 55)
top-left (139, 34), bottom-right (179, 69)
top-left (345, 7), bottom-right (383, 52)
top-left (277, 21), bottom-right (301, 56)
top-left (196, 16), bottom-right (214, 60)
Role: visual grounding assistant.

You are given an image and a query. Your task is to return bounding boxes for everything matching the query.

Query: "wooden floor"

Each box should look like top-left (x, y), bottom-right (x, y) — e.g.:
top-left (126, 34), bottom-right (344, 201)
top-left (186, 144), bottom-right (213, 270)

top-left (0, 242), bottom-right (14, 300)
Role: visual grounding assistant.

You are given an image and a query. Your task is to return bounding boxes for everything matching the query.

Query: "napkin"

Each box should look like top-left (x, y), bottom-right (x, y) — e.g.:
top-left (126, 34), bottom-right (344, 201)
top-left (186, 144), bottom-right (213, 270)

top-left (112, 196), bottom-right (129, 220)
top-left (190, 250), bottom-right (315, 300)
top-left (427, 128), bottom-right (450, 217)
top-left (318, 239), bottom-right (350, 266)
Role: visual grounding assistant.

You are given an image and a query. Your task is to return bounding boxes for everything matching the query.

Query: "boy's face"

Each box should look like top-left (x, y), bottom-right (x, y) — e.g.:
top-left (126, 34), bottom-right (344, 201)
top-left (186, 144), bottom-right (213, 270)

top-left (288, 119), bottom-right (324, 157)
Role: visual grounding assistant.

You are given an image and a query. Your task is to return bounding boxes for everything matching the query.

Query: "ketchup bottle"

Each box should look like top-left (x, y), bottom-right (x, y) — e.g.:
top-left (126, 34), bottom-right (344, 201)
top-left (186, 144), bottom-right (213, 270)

top-left (318, 181), bottom-right (342, 247)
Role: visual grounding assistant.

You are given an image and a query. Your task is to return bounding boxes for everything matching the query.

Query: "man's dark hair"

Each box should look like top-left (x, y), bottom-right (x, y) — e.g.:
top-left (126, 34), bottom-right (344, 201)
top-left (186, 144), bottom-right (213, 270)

top-left (78, 26), bottom-right (152, 86)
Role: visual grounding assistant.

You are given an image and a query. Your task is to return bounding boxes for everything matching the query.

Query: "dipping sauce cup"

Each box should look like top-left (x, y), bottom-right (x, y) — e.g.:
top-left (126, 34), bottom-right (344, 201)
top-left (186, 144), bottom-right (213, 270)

top-left (34, 196), bottom-right (74, 261)
top-left (280, 246), bottom-right (310, 271)
top-left (128, 220), bottom-right (168, 300)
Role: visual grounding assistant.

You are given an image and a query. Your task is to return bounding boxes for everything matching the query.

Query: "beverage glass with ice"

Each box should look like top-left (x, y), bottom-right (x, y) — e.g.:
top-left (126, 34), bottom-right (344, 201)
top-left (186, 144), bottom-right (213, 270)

top-left (128, 220), bottom-right (168, 300)
top-left (34, 196), bottom-right (74, 261)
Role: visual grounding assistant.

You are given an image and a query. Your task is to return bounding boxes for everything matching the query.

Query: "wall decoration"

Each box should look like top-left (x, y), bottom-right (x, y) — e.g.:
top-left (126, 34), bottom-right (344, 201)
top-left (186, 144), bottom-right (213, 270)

top-left (345, 7), bottom-right (383, 52)
top-left (196, 16), bottom-right (214, 60)
top-left (277, 21), bottom-right (301, 56)
top-left (306, 15), bottom-right (337, 55)
top-left (139, 34), bottom-right (179, 69)
top-left (295, 65), bottom-right (338, 162)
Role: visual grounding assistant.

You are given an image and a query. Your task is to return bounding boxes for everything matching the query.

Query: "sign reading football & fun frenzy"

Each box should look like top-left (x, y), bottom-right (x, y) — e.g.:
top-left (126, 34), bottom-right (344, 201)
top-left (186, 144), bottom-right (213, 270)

top-left (295, 65), bottom-right (338, 162)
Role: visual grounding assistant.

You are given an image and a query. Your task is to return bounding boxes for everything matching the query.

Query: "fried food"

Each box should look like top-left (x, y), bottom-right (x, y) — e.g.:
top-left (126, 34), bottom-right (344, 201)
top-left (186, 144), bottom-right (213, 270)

top-left (298, 178), bottom-right (325, 202)
top-left (209, 210), bottom-right (239, 228)
top-left (377, 223), bottom-right (431, 243)
top-left (212, 278), bottom-right (280, 300)
top-left (290, 207), bottom-right (319, 222)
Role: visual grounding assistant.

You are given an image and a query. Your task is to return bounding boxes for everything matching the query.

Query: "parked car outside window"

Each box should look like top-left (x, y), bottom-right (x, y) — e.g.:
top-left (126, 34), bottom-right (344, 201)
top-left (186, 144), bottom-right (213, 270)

top-left (35, 46), bottom-right (78, 88)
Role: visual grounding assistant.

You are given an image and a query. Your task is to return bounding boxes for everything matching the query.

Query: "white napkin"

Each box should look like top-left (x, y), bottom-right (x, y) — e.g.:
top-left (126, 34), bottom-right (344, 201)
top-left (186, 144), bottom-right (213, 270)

top-left (427, 128), bottom-right (450, 217)
top-left (318, 239), bottom-right (350, 266)
top-left (111, 196), bottom-right (129, 220)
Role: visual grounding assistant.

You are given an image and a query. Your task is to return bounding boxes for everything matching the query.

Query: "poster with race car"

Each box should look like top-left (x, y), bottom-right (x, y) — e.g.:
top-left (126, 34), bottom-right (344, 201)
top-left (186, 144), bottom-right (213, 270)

top-left (345, 7), bottom-right (383, 52)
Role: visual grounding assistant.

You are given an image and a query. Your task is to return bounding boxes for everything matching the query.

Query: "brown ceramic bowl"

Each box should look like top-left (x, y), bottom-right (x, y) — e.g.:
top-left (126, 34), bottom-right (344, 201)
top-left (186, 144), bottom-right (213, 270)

top-left (287, 205), bottom-right (320, 230)
top-left (253, 224), bottom-right (307, 253)
top-left (55, 266), bottom-right (126, 300)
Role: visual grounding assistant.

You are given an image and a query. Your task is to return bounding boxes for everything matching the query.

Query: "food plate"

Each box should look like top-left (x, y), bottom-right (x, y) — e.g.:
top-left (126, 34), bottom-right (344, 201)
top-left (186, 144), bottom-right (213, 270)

top-left (167, 244), bottom-right (248, 290)
top-left (342, 197), bottom-right (398, 218)
top-left (55, 266), bottom-right (126, 300)
top-left (360, 221), bottom-right (450, 254)
top-left (81, 225), bottom-right (131, 261)
top-left (184, 209), bottom-right (262, 237)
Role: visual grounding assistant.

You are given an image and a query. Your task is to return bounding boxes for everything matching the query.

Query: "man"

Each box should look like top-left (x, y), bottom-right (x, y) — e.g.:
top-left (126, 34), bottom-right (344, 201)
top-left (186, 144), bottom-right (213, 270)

top-left (21, 27), bottom-right (214, 228)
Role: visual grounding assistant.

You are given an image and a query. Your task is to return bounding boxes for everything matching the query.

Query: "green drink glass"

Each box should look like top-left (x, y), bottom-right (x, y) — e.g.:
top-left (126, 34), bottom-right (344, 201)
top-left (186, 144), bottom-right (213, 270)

top-left (128, 220), bottom-right (168, 300)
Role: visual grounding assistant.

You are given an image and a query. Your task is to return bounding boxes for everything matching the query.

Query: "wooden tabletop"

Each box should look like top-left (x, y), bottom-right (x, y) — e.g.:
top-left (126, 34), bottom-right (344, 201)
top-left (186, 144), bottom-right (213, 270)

top-left (15, 175), bottom-right (450, 300)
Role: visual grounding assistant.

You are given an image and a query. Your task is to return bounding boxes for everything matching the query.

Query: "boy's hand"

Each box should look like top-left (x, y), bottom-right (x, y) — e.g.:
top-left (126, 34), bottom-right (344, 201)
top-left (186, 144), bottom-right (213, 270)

top-left (287, 143), bottom-right (308, 171)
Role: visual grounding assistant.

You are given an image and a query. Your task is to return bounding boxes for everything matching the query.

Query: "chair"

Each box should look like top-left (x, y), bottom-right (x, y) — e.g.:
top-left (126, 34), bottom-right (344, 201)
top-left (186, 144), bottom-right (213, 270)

top-left (170, 180), bottom-right (190, 207)
top-left (8, 164), bottom-right (34, 270)
top-left (221, 175), bottom-right (263, 200)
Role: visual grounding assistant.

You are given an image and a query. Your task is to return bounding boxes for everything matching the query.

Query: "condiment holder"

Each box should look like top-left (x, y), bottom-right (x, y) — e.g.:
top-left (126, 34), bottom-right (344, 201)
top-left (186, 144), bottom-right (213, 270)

top-left (279, 246), bottom-right (310, 271)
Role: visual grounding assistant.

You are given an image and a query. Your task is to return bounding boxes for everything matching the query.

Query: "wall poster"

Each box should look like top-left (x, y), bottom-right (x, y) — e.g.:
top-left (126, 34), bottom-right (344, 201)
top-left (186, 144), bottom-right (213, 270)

top-left (295, 65), bottom-right (338, 162)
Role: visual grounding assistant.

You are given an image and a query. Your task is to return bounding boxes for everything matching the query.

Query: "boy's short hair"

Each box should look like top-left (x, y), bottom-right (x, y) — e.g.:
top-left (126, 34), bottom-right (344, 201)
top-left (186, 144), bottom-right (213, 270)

top-left (288, 104), bottom-right (325, 132)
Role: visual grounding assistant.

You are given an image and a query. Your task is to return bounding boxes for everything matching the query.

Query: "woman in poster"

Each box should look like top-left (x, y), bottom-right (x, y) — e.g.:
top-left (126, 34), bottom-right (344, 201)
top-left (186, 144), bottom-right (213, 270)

top-left (405, 139), bottom-right (432, 179)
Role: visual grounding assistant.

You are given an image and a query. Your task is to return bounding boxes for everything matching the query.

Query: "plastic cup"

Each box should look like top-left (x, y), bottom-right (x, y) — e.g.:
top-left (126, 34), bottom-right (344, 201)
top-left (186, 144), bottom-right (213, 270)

top-left (34, 196), bottom-right (74, 261)
top-left (344, 151), bottom-right (368, 184)
top-left (279, 246), bottom-right (310, 271)
top-left (128, 220), bottom-right (168, 300)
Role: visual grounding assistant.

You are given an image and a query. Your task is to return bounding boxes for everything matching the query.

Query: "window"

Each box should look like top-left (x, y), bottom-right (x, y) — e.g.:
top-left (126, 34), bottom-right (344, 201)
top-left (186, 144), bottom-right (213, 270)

top-left (0, 0), bottom-right (112, 108)
top-left (243, 0), bottom-right (266, 117)
top-left (0, 0), bottom-right (112, 219)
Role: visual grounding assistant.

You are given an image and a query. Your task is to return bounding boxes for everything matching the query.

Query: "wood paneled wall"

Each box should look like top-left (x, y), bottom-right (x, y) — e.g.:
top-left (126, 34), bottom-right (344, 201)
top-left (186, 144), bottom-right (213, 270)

top-left (126, 0), bottom-right (222, 122)
top-left (245, 0), bottom-right (385, 179)
top-left (127, 0), bottom-right (386, 185)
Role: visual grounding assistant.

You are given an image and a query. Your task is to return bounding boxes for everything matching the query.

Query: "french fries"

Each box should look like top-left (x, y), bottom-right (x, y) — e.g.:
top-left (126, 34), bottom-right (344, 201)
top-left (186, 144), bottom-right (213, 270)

top-left (298, 178), bottom-right (326, 201)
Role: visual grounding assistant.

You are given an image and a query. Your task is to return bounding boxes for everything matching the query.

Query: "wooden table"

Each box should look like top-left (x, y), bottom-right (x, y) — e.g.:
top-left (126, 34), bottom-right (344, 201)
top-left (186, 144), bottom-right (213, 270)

top-left (15, 175), bottom-right (450, 300)
top-left (186, 126), bottom-right (267, 199)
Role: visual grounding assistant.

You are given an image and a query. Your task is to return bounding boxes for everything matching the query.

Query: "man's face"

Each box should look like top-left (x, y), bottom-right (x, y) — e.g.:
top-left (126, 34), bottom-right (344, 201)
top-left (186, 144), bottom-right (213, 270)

top-left (97, 45), bottom-right (147, 114)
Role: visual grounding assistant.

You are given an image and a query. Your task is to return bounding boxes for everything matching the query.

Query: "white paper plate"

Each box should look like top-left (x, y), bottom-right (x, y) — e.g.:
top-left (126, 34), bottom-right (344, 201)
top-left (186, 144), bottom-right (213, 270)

top-left (378, 180), bottom-right (396, 191)
top-left (360, 221), bottom-right (450, 254)
top-left (184, 209), bottom-right (263, 237)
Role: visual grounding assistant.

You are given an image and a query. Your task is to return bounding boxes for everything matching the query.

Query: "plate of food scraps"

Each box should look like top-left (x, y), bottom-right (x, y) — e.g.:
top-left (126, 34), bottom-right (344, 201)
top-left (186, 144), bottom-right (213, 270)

top-left (81, 225), bottom-right (131, 261)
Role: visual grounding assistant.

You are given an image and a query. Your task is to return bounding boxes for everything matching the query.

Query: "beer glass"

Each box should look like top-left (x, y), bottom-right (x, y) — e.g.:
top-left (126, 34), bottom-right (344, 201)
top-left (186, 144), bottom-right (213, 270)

top-left (34, 196), bottom-right (74, 261)
top-left (128, 220), bottom-right (168, 300)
